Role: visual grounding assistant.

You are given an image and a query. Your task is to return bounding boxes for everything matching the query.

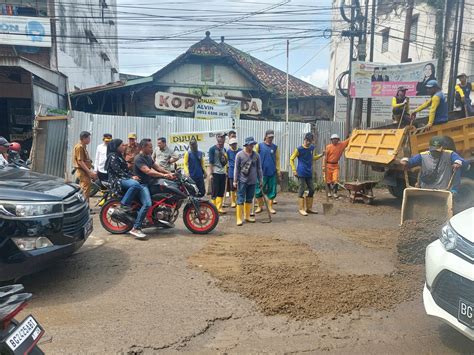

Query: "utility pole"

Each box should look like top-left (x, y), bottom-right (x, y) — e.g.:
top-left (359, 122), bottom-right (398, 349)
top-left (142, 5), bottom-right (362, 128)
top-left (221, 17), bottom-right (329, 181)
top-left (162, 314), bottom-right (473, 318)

top-left (447, 0), bottom-right (460, 110)
top-left (353, 0), bottom-right (368, 129)
top-left (400, 0), bottom-right (415, 63)
top-left (453, 0), bottom-right (464, 96)
top-left (285, 39), bottom-right (289, 172)
top-left (366, 0), bottom-right (376, 128)
top-left (344, 4), bottom-right (356, 138)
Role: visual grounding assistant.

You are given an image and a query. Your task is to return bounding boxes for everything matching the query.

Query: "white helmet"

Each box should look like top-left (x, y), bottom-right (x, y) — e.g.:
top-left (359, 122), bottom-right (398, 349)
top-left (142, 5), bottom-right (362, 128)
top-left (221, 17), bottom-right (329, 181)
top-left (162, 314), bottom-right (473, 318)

top-left (330, 134), bottom-right (340, 140)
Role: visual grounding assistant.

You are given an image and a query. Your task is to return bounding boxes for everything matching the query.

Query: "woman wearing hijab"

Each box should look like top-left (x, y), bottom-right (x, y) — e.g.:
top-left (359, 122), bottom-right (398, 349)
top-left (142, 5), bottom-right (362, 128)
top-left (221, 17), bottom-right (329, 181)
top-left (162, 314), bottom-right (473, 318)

top-left (416, 63), bottom-right (436, 96)
top-left (105, 139), bottom-right (142, 212)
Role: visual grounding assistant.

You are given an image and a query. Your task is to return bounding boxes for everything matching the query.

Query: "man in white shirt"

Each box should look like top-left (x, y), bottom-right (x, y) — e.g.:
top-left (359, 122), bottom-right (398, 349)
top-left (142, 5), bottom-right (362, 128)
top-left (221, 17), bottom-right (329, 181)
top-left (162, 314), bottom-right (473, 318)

top-left (94, 133), bottom-right (112, 181)
top-left (0, 136), bottom-right (11, 167)
top-left (152, 137), bottom-right (178, 171)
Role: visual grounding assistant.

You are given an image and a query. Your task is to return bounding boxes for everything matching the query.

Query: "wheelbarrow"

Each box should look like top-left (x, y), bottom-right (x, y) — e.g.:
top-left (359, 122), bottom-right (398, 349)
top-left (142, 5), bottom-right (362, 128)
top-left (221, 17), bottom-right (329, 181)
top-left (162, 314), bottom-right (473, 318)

top-left (344, 181), bottom-right (378, 204)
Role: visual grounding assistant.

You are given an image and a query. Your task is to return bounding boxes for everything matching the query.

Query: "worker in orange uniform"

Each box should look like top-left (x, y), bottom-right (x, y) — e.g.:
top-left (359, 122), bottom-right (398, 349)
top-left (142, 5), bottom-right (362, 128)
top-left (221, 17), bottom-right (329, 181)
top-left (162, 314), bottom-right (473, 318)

top-left (324, 133), bottom-right (349, 199)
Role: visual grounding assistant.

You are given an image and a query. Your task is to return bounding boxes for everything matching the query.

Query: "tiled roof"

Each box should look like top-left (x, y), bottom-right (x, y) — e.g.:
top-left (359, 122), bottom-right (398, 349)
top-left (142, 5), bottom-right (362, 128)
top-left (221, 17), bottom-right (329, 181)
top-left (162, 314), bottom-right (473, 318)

top-left (155, 32), bottom-right (330, 98)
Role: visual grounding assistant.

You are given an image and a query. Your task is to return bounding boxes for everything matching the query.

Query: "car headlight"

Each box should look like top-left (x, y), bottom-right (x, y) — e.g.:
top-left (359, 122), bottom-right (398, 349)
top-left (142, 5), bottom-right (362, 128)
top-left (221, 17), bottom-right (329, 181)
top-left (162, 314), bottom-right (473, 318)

top-left (11, 237), bottom-right (53, 251)
top-left (440, 224), bottom-right (458, 251)
top-left (0, 201), bottom-right (63, 219)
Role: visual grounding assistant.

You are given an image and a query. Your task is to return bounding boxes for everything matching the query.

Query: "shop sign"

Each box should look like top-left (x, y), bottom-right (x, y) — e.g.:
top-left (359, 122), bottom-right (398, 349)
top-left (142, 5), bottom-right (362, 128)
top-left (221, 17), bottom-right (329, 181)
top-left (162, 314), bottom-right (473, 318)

top-left (155, 91), bottom-right (262, 115)
top-left (0, 16), bottom-right (51, 47)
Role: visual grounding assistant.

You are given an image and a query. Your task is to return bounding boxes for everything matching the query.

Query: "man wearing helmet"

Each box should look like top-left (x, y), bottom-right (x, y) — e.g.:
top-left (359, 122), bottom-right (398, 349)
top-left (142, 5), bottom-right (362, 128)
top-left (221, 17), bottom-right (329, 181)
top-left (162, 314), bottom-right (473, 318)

top-left (324, 133), bottom-right (350, 198)
top-left (0, 137), bottom-right (11, 167)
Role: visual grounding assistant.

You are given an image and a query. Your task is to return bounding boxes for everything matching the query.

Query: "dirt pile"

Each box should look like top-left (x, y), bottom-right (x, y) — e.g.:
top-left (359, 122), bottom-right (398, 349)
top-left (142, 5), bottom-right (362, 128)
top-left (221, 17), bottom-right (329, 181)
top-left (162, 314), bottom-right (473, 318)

top-left (397, 219), bottom-right (445, 265)
top-left (189, 235), bottom-right (423, 320)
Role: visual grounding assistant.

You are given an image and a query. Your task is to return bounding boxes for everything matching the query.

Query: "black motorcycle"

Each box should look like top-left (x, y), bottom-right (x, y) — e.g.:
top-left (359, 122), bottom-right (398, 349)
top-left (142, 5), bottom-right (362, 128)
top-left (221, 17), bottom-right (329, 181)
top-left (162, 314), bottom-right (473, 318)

top-left (99, 170), bottom-right (219, 235)
top-left (0, 285), bottom-right (44, 354)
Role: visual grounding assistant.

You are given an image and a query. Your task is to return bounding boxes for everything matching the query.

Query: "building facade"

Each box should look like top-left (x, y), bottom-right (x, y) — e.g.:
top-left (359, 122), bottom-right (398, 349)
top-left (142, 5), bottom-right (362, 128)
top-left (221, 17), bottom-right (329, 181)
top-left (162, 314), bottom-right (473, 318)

top-left (329, 0), bottom-right (474, 121)
top-left (72, 32), bottom-right (334, 122)
top-left (0, 0), bottom-right (118, 149)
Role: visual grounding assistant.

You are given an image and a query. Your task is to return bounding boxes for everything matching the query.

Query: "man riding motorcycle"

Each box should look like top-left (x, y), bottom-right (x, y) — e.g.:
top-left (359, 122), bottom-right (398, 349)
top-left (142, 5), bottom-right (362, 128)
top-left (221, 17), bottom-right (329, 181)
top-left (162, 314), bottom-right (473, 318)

top-left (128, 138), bottom-right (174, 240)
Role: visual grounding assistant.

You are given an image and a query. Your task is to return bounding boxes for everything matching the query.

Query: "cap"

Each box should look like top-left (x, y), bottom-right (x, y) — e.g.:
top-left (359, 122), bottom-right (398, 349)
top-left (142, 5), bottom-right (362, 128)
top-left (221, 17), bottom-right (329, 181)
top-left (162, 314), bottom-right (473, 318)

top-left (265, 129), bottom-right (275, 138)
top-left (0, 136), bottom-right (11, 148)
top-left (128, 132), bottom-right (137, 139)
top-left (244, 136), bottom-right (257, 146)
top-left (190, 137), bottom-right (198, 145)
top-left (429, 136), bottom-right (444, 151)
top-left (229, 138), bottom-right (238, 145)
top-left (457, 73), bottom-right (467, 79)
top-left (330, 134), bottom-right (340, 140)
top-left (103, 133), bottom-right (112, 142)
top-left (425, 80), bottom-right (439, 88)
top-left (216, 132), bottom-right (227, 138)
top-left (304, 132), bottom-right (314, 141)
top-left (397, 86), bottom-right (408, 91)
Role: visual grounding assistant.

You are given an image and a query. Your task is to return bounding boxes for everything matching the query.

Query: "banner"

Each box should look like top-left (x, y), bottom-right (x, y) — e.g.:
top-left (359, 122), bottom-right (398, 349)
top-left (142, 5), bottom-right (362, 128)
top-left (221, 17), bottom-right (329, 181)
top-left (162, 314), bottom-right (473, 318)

top-left (155, 92), bottom-right (262, 115)
top-left (0, 16), bottom-right (51, 47)
top-left (168, 130), bottom-right (232, 169)
top-left (194, 97), bottom-right (241, 120)
top-left (350, 60), bottom-right (438, 98)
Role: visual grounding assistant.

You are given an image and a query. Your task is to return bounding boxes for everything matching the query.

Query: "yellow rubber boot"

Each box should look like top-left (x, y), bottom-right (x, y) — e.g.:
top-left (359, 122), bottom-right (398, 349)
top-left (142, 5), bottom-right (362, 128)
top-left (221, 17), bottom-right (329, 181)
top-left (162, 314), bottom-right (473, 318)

top-left (298, 198), bottom-right (308, 216)
top-left (255, 197), bottom-right (264, 214)
top-left (211, 198), bottom-right (216, 206)
top-left (268, 199), bottom-right (276, 214)
top-left (215, 197), bottom-right (226, 214)
top-left (236, 205), bottom-right (243, 226)
top-left (244, 203), bottom-right (256, 223)
top-left (306, 197), bottom-right (318, 214)
top-left (231, 191), bottom-right (237, 208)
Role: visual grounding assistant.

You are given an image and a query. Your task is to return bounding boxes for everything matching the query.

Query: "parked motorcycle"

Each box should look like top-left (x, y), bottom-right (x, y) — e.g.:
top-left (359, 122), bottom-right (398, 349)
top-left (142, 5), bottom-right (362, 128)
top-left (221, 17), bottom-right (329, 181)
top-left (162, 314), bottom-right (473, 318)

top-left (0, 285), bottom-right (44, 354)
top-left (99, 170), bottom-right (219, 235)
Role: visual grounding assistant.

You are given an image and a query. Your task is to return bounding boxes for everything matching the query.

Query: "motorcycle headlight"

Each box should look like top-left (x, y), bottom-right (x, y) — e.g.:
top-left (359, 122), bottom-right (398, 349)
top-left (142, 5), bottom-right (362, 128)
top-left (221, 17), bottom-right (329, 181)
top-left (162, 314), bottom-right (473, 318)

top-left (440, 224), bottom-right (458, 251)
top-left (0, 201), bottom-right (63, 219)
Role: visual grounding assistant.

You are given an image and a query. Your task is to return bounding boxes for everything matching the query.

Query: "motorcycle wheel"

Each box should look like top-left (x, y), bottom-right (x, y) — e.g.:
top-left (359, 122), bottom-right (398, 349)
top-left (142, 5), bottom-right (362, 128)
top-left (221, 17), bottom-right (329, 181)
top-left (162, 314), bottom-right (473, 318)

top-left (100, 199), bottom-right (133, 234)
top-left (183, 201), bottom-right (219, 234)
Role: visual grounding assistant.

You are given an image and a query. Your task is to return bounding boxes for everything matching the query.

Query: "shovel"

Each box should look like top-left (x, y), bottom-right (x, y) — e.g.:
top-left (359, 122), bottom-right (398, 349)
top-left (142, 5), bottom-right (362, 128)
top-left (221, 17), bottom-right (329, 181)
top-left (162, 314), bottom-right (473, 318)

top-left (322, 161), bottom-right (336, 215)
top-left (400, 169), bottom-right (456, 225)
top-left (260, 194), bottom-right (272, 223)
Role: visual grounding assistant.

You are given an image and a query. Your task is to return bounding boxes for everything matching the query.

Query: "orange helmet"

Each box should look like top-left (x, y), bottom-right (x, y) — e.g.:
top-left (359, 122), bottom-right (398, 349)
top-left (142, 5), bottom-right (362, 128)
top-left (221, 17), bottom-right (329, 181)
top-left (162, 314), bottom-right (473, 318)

top-left (9, 142), bottom-right (21, 152)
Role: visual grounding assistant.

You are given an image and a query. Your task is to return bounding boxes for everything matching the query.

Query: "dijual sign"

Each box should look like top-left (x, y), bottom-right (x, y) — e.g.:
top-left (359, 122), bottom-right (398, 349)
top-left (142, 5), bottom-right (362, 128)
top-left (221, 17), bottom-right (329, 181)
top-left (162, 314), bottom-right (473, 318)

top-left (0, 16), bottom-right (51, 47)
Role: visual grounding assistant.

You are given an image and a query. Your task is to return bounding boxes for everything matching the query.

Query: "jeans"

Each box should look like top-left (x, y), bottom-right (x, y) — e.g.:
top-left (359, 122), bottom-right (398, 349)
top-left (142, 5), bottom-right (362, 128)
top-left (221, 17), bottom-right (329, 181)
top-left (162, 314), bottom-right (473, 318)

top-left (120, 179), bottom-right (141, 206)
top-left (192, 176), bottom-right (206, 197)
top-left (237, 182), bottom-right (256, 205)
top-left (135, 185), bottom-right (152, 229)
top-left (298, 177), bottom-right (314, 198)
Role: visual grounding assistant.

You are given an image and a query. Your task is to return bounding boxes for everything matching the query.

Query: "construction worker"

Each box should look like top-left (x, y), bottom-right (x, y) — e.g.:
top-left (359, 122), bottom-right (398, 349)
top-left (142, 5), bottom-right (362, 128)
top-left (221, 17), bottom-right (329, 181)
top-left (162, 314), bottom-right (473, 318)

top-left (208, 132), bottom-right (228, 214)
top-left (392, 86), bottom-right (410, 125)
top-left (73, 131), bottom-right (96, 202)
top-left (233, 137), bottom-right (263, 226)
top-left (290, 132), bottom-right (323, 216)
top-left (411, 80), bottom-right (448, 128)
top-left (324, 133), bottom-right (350, 199)
top-left (227, 137), bottom-right (241, 208)
top-left (124, 132), bottom-right (140, 169)
top-left (255, 129), bottom-right (279, 214)
top-left (400, 136), bottom-right (466, 192)
top-left (455, 73), bottom-right (474, 116)
top-left (183, 138), bottom-right (206, 197)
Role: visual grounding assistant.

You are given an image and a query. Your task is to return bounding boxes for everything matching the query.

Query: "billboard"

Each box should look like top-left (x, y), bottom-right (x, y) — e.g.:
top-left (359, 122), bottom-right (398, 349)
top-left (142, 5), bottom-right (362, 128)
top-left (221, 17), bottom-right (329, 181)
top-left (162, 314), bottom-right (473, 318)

top-left (194, 97), bottom-right (241, 120)
top-left (0, 16), bottom-right (51, 47)
top-left (350, 60), bottom-right (438, 98)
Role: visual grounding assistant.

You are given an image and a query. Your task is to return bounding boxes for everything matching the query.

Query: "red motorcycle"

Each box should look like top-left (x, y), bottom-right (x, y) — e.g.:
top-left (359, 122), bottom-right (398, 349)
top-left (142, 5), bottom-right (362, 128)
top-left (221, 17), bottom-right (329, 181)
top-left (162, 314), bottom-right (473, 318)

top-left (99, 171), bottom-right (219, 235)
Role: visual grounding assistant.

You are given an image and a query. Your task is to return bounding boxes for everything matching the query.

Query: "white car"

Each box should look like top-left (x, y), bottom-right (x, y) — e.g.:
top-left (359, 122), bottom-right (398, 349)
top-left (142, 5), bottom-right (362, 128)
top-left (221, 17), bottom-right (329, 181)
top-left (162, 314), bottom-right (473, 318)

top-left (424, 207), bottom-right (474, 340)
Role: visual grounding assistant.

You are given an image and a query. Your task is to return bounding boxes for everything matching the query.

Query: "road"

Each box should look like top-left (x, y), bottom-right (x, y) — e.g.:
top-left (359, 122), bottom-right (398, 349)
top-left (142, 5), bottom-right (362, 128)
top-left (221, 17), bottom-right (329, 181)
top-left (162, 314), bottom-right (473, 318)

top-left (20, 191), bottom-right (473, 354)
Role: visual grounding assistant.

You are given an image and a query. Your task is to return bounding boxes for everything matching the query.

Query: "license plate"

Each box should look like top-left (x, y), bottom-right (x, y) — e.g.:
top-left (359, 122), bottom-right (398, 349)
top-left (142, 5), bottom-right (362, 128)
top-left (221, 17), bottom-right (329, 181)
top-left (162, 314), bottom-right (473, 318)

top-left (458, 299), bottom-right (474, 329)
top-left (83, 218), bottom-right (93, 239)
top-left (4, 315), bottom-right (44, 354)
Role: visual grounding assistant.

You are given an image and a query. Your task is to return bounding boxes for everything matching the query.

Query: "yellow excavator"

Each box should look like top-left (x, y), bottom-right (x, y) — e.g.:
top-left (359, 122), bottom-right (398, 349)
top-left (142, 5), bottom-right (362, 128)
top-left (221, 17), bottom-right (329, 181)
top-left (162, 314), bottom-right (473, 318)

top-left (345, 116), bottom-right (474, 223)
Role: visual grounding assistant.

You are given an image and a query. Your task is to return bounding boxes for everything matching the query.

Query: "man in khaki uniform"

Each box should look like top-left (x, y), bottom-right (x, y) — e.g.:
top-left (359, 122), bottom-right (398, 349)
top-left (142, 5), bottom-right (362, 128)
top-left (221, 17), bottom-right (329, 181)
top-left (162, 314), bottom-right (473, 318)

top-left (124, 132), bottom-right (140, 169)
top-left (73, 131), bottom-right (96, 201)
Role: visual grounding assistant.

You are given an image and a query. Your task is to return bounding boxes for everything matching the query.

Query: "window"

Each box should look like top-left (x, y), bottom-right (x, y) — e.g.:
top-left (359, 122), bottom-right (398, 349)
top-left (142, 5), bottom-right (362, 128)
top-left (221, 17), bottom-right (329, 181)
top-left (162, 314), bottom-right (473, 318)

top-left (201, 64), bottom-right (214, 82)
top-left (381, 29), bottom-right (390, 53)
top-left (410, 15), bottom-right (418, 42)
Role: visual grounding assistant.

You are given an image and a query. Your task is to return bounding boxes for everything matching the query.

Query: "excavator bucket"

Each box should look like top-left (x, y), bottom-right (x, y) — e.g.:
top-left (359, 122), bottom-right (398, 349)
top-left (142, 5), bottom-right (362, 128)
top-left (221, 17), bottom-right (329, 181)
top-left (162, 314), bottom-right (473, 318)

top-left (400, 188), bottom-right (453, 225)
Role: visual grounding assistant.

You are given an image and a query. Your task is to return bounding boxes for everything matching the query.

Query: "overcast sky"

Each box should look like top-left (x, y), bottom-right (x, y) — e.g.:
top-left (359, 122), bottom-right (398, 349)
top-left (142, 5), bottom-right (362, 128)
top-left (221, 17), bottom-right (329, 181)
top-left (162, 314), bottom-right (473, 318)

top-left (116, 0), bottom-right (334, 89)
